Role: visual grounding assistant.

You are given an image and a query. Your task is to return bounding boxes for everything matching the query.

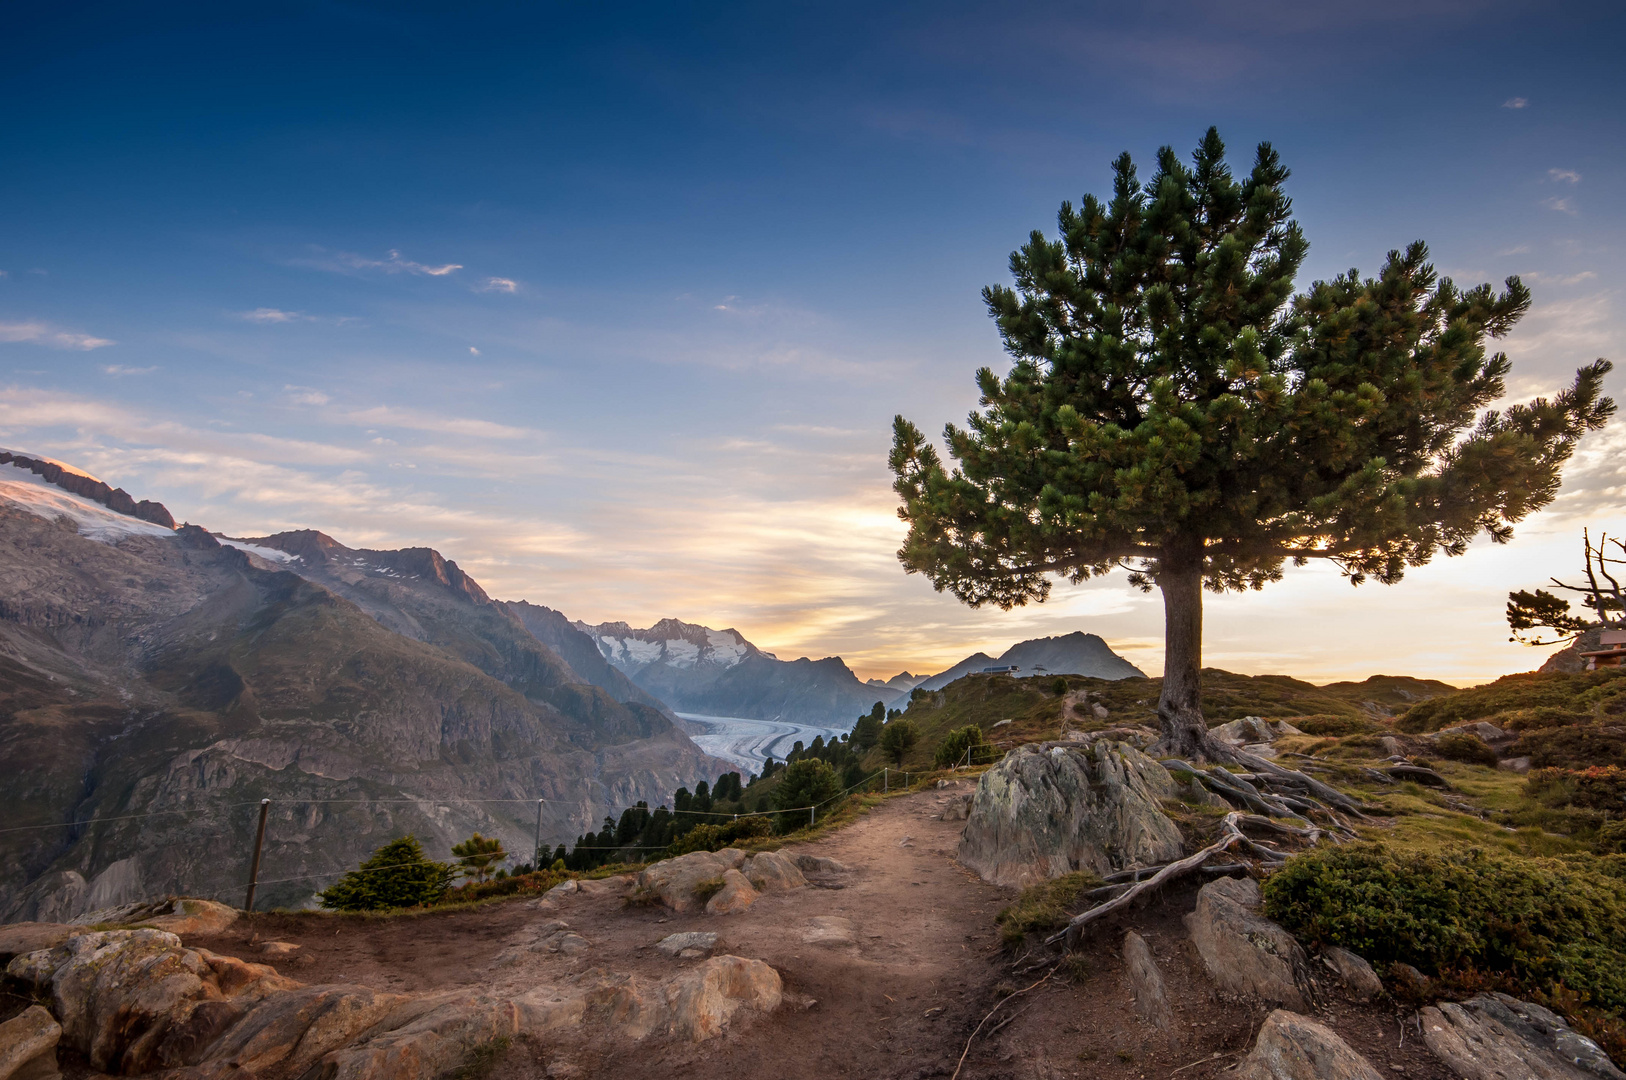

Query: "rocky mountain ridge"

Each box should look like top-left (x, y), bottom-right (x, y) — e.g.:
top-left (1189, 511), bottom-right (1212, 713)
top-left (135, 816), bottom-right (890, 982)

top-left (0, 455), bottom-right (722, 920)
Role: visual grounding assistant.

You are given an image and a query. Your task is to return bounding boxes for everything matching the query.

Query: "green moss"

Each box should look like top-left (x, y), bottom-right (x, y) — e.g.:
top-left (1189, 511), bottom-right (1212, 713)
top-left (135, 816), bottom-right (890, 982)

top-left (1397, 668), bottom-right (1626, 733)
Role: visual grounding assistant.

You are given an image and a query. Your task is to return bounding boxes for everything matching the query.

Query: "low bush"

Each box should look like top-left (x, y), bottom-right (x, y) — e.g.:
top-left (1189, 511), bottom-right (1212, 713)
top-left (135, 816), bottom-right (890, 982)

top-left (1263, 844), bottom-right (1626, 1019)
top-left (667, 816), bottom-right (772, 855)
top-left (1291, 714), bottom-right (1383, 737)
top-left (443, 868), bottom-right (568, 904)
top-left (1433, 731), bottom-right (1498, 767)
top-left (693, 877), bottom-right (727, 903)
top-left (995, 871), bottom-right (1101, 945)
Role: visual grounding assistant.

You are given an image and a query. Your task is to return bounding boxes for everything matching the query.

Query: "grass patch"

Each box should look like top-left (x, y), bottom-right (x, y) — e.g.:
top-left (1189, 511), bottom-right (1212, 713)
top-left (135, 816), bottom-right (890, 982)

top-left (447, 1036), bottom-right (511, 1080)
top-left (692, 877), bottom-right (726, 904)
top-left (995, 870), bottom-right (1102, 946)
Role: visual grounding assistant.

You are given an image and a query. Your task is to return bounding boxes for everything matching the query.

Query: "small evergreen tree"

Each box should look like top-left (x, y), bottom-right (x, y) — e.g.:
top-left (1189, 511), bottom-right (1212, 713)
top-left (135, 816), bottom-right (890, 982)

top-left (881, 718), bottom-right (919, 764)
top-left (934, 725), bottom-right (991, 768)
top-left (319, 835), bottom-right (454, 911)
top-left (851, 703), bottom-right (884, 750)
top-left (771, 759), bottom-right (841, 832)
top-left (450, 832), bottom-right (506, 883)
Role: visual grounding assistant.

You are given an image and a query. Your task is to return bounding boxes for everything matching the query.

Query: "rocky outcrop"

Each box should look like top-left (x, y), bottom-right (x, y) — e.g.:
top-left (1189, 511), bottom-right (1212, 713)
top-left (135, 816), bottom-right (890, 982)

top-left (515, 956), bottom-right (781, 1044)
top-left (70, 898), bottom-right (239, 937)
top-left (0, 924), bottom-right (75, 967)
top-left (957, 741), bottom-right (1184, 887)
top-left (6, 925), bottom-right (784, 1079)
top-left (0, 1006), bottom-right (61, 1080)
top-left (5, 929), bottom-right (296, 1074)
top-left (654, 932), bottom-right (719, 959)
top-left (1185, 878), bottom-right (1314, 1011)
top-left (1211, 717), bottom-right (1304, 746)
top-left (636, 849), bottom-right (748, 913)
top-left (1420, 993), bottom-right (1626, 1079)
top-left (1236, 1010), bottom-right (1384, 1080)
top-left (1122, 931), bottom-right (1176, 1037)
top-left (1320, 947), bottom-right (1382, 1002)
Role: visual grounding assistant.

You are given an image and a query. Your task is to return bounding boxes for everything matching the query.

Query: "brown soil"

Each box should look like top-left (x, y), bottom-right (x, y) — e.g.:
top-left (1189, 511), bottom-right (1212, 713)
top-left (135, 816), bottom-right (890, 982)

top-left (185, 786), bottom-right (1453, 1080)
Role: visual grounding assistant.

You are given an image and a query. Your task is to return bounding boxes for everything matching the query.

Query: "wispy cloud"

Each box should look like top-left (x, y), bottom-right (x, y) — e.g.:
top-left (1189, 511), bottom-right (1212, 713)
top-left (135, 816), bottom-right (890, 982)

top-left (0, 320), bottom-right (115, 350)
top-left (1523, 270), bottom-right (1596, 286)
top-left (283, 386), bottom-right (331, 406)
top-left (478, 277), bottom-right (518, 293)
top-left (239, 308), bottom-right (312, 323)
top-left (1544, 197), bottom-right (1577, 215)
top-left (338, 404), bottom-right (534, 440)
top-left (343, 249), bottom-right (462, 276)
top-left (1503, 96), bottom-right (1528, 109)
top-left (101, 364), bottom-right (157, 375)
top-left (1549, 168), bottom-right (1581, 184)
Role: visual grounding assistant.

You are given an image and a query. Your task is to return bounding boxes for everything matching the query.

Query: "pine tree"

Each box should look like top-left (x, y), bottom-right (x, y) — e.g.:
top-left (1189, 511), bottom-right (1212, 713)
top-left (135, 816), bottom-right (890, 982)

top-left (318, 835), bottom-right (454, 911)
top-left (450, 832), bottom-right (506, 883)
top-left (891, 128), bottom-right (1614, 760)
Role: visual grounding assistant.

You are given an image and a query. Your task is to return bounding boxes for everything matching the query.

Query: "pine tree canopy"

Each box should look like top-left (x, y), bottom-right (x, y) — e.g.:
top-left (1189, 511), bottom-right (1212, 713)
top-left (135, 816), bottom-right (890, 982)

top-left (892, 128), bottom-right (1613, 608)
top-left (889, 128), bottom-right (1614, 759)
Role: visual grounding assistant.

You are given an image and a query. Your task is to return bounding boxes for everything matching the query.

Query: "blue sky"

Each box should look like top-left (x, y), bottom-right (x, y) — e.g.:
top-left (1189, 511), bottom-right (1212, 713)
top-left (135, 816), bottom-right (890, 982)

top-left (2, 1), bottom-right (1623, 683)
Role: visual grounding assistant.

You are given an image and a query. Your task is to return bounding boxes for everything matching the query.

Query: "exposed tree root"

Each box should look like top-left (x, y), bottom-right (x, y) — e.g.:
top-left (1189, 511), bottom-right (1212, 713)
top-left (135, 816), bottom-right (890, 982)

top-left (1046, 812), bottom-right (1247, 950)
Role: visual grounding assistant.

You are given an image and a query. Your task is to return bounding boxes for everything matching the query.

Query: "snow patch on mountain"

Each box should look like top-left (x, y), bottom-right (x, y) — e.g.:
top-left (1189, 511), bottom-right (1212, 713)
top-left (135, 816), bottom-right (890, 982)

top-left (215, 537), bottom-right (300, 564)
top-left (0, 461), bottom-right (175, 543)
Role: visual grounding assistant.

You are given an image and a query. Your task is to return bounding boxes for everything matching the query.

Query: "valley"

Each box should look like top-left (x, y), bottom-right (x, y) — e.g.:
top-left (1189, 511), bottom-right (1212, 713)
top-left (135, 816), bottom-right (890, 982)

top-left (677, 713), bottom-right (850, 772)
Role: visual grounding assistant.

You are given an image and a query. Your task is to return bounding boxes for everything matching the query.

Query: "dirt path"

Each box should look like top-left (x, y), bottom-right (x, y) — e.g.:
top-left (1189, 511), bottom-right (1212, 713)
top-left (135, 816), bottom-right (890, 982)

top-left (188, 785), bottom-right (1451, 1080)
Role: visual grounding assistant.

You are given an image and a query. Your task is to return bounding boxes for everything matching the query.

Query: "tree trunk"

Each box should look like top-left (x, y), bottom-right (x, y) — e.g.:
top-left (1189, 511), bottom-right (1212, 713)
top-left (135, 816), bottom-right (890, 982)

top-left (1153, 548), bottom-right (1215, 761)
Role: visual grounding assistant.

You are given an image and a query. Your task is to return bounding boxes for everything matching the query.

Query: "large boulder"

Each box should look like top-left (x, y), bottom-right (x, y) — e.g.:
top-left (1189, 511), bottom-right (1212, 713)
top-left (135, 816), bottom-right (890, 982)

top-left (184, 984), bottom-right (409, 1077)
top-left (1185, 878), bottom-right (1314, 1012)
top-left (1211, 717), bottom-right (1304, 746)
top-left (0, 1005), bottom-right (61, 1080)
top-left (704, 870), bottom-right (758, 915)
top-left (957, 741), bottom-right (1185, 887)
top-left (1236, 1010), bottom-right (1384, 1080)
top-left (741, 851), bottom-right (806, 893)
top-left (635, 849), bottom-right (748, 913)
top-left (1420, 993), bottom-right (1625, 1080)
top-left (1321, 947), bottom-right (1382, 1003)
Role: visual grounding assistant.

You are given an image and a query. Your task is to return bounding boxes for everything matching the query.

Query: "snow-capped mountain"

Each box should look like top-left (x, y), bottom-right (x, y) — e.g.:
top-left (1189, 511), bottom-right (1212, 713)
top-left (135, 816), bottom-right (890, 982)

top-left (576, 617), bottom-right (901, 726)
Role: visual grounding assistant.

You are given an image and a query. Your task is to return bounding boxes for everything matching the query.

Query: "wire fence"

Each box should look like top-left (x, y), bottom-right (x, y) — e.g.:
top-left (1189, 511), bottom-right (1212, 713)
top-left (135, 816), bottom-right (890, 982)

top-left (6, 760), bottom-right (970, 905)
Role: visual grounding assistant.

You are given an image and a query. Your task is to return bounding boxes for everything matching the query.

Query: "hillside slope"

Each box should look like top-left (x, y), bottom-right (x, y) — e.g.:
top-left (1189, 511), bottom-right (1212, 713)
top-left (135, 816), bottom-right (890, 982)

top-left (918, 631), bottom-right (1145, 690)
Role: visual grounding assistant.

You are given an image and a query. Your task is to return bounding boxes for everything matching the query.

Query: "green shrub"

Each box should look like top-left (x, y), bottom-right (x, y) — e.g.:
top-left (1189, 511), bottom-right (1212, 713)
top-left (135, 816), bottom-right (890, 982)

top-left (1527, 766), bottom-right (1626, 812)
top-left (1292, 714), bottom-right (1383, 737)
top-left (770, 759), bottom-right (842, 832)
top-left (450, 832), bottom-right (506, 883)
top-left (934, 725), bottom-right (994, 768)
top-left (995, 871), bottom-right (1102, 945)
top-left (693, 876), bottom-right (726, 903)
top-left (319, 835), bottom-right (455, 911)
top-left (1398, 669), bottom-right (1626, 733)
top-left (445, 868), bottom-right (568, 904)
top-left (1514, 726), bottom-right (1626, 770)
top-left (667, 816), bottom-right (773, 855)
top-left (1434, 731), bottom-right (1498, 767)
top-left (1263, 844), bottom-right (1626, 1017)
top-left (1601, 822), bottom-right (1626, 855)
top-left (1052, 677), bottom-right (1069, 696)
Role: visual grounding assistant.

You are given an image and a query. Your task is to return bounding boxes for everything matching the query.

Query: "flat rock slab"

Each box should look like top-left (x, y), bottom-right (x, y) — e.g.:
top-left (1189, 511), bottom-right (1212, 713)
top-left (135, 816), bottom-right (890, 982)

top-left (801, 917), bottom-right (856, 947)
top-left (1185, 877), bottom-right (1314, 1012)
top-left (1236, 1010), bottom-right (1385, 1080)
top-left (654, 932), bottom-right (720, 958)
top-left (0, 924), bottom-right (77, 967)
top-left (1421, 993), bottom-right (1626, 1080)
top-left (1122, 931), bottom-right (1176, 1038)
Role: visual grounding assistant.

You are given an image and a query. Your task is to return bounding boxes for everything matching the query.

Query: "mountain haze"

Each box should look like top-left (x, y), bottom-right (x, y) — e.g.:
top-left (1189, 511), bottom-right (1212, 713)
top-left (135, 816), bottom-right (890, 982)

top-left (577, 618), bottom-right (902, 725)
